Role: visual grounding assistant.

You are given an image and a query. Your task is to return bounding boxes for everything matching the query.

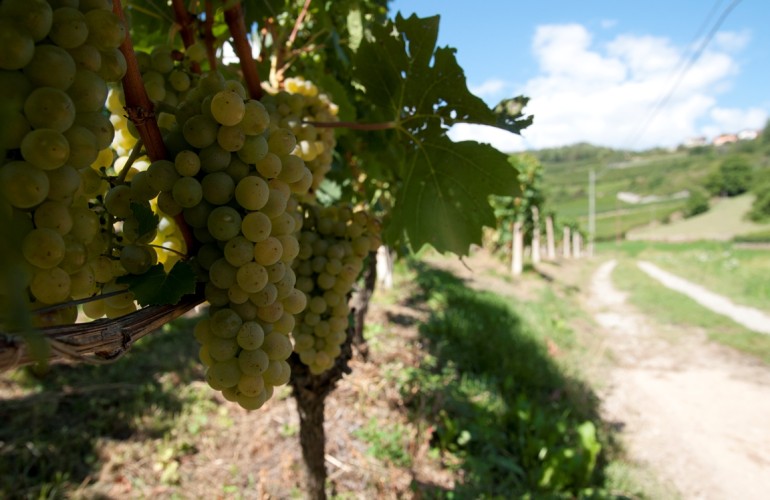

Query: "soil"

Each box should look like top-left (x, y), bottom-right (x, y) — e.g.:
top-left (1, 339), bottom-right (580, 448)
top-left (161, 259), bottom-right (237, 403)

top-left (588, 259), bottom-right (770, 500)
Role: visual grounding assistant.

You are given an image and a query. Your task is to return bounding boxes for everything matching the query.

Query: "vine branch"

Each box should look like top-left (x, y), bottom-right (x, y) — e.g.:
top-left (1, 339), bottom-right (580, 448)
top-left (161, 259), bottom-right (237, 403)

top-left (171, 0), bottom-right (201, 73)
top-left (224, 1), bottom-right (264, 99)
top-left (287, 0), bottom-right (312, 50)
top-left (204, 0), bottom-right (218, 71)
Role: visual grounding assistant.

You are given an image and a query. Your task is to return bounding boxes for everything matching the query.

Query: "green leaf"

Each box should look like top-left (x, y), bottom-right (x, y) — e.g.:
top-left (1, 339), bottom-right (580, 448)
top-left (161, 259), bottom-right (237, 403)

top-left (494, 97), bottom-right (534, 135)
top-left (117, 262), bottom-right (197, 307)
top-left (130, 202), bottom-right (159, 241)
top-left (353, 13), bottom-right (532, 132)
top-left (389, 130), bottom-right (521, 255)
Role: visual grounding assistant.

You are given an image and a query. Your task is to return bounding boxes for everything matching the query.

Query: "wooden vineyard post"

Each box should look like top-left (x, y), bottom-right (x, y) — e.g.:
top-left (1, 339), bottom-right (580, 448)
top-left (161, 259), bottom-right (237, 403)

top-left (531, 206), bottom-right (541, 264)
top-left (511, 221), bottom-right (524, 275)
top-left (573, 231), bottom-right (582, 258)
top-left (545, 215), bottom-right (556, 260)
top-left (563, 226), bottom-right (572, 258)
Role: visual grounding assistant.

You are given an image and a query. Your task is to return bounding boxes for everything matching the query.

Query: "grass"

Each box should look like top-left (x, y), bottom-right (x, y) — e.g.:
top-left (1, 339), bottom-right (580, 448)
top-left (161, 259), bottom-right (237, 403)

top-left (608, 240), bottom-right (770, 313)
top-left (0, 315), bottom-right (209, 498)
top-left (396, 260), bottom-right (645, 498)
top-left (627, 194), bottom-right (770, 241)
top-left (611, 259), bottom-right (770, 365)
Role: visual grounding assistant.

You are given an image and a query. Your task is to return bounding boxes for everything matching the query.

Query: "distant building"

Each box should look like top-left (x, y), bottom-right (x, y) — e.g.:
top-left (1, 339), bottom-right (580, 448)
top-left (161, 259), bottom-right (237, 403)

top-left (683, 136), bottom-right (707, 148)
top-left (737, 129), bottom-right (759, 141)
top-left (713, 133), bottom-right (738, 147)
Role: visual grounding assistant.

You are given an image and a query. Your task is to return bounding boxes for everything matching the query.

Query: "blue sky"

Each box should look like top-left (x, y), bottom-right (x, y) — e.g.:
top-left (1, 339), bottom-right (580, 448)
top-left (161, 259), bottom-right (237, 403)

top-left (389, 0), bottom-right (769, 151)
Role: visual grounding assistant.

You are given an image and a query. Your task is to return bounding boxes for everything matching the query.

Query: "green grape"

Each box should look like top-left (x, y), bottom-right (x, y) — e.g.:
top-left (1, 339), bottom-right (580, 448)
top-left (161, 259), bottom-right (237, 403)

top-left (67, 69), bottom-right (108, 112)
top-left (171, 176), bottom-right (203, 208)
top-left (45, 165), bottom-right (80, 201)
top-left (103, 184), bottom-right (132, 218)
top-left (204, 282), bottom-right (229, 307)
top-left (156, 191), bottom-right (182, 216)
top-left (186, 42), bottom-right (206, 63)
top-left (210, 90), bottom-right (245, 126)
top-left (120, 244), bottom-right (155, 275)
top-left (96, 48), bottom-right (127, 82)
top-left (67, 44), bottom-right (101, 72)
top-left (21, 129), bottom-right (70, 170)
top-left (33, 201), bottom-right (73, 235)
top-left (183, 200), bottom-right (213, 228)
top-left (234, 175), bottom-right (269, 211)
top-left (237, 374), bottom-right (265, 397)
top-left (236, 135), bottom-right (267, 164)
top-left (210, 308), bottom-right (243, 339)
top-left (255, 152), bottom-right (282, 179)
top-left (250, 283), bottom-right (277, 307)
top-left (237, 348), bottom-right (269, 375)
top-left (262, 332), bottom-right (292, 361)
top-left (282, 288), bottom-right (307, 315)
top-left (198, 143), bottom-right (231, 173)
top-left (128, 171), bottom-right (160, 202)
top-left (216, 124), bottom-right (245, 152)
top-left (69, 206), bottom-right (100, 243)
top-left (69, 265), bottom-right (97, 299)
top-left (0, 22), bottom-right (34, 70)
top-left (183, 114), bottom-right (218, 149)
top-left (49, 7), bottom-right (89, 49)
top-left (241, 211), bottom-right (271, 243)
top-left (253, 237), bottom-right (282, 266)
top-left (1, 0), bottom-right (52, 40)
top-left (102, 281), bottom-right (135, 309)
top-left (30, 267), bottom-right (71, 304)
top-left (201, 171), bottom-right (235, 205)
top-left (24, 87), bottom-right (76, 132)
top-left (75, 111), bottom-right (114, 149)
top-left (235, 261), bottom-right (267, 294)
top-left (0, 111), bottom-right (30, 150)
top-left (260, 187), bottom-right (289, 218)
top-left (0, 161), bottom-right (50, 208)
top-left (23, 228), bottom-right (66, 269)
top-left (168, 70), bottom-right (191, 92)
top-left (277, 154), bottom-right (307, 184)
top-left (24, 45), bottom-right (76, 90)
top-left (150, 46), bottom-right (174, 74)
top-left (267, 128), bottom-right (296, 156)
top-left (241, 100), bottom-right (270, 135)
top-left (146, 160), bottom-right (180, 192)
top-left (174, 150), bottom-right (201, 176)
top-left (63, 126), bottom-right (99, 168)
top-left (223, 235), bottom-right (255, 267)
top-left (206, 359), bottom-right (241, 390)
top-left (225, 157), bottom-right (250, 183)
top-left (0, 69), bottom-right (32, 107)
top-left (209, 257), bottom-right (237, 289)
top-left (84, 9), bottom-right (126, 50)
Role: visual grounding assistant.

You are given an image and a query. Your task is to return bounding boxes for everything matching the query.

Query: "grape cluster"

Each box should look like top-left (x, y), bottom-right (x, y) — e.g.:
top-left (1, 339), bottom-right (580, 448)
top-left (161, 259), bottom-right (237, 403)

top-left (292, 204), bottom-right (380, 374)
top-left (153, 72), bottom-right (315, 409)
top-left (0, 0), bottom-right (130, 326)
top-left (261, 77), bottom-right (338, 196)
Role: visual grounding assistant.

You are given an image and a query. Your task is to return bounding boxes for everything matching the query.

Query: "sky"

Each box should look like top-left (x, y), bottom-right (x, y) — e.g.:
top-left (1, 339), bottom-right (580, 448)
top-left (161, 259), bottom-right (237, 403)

top-left (389, 0), bottom-right (770, 152)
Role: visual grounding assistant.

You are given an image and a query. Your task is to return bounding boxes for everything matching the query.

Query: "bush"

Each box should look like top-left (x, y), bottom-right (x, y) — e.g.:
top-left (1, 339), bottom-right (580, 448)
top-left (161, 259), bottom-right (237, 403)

top-left (748, 183), bottom-right (770, 222)
top-left (709, 156), bottom-right (753, 196)
top-left (683, 188), bottom-right (710, 218)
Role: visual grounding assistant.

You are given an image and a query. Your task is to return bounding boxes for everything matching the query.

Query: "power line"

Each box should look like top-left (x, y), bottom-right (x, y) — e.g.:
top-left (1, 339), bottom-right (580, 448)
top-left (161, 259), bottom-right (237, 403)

top-left (625, 0), bottom-right (743, 150)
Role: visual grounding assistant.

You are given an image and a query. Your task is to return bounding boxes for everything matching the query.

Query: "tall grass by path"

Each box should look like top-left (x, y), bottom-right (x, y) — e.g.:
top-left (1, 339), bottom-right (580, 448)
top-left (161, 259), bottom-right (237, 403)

top-left (611, 259), bottom-right (770, 365)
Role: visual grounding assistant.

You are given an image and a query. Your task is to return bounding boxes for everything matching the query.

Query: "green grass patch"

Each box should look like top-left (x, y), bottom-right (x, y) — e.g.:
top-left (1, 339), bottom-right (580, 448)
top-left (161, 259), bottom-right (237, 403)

top-left (609, 240), bottom-right (770, 313)
top-left (611, 259), bottom-right (770, 365)
top-left (353, 418), bottom-right (413, 467)
top-left (0, 315), bottom-right (209, 497)
top-left (399, 261), bottom-right (623, 498)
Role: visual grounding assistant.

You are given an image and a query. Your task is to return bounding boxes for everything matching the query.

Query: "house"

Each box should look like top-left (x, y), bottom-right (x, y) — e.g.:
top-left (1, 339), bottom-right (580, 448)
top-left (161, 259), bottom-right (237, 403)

top-left (712, 133), bottom-right (738, 147)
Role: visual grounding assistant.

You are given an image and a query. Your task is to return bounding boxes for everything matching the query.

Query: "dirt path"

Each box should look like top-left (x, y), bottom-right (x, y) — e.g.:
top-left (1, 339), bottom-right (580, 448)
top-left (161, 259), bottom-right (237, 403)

top-left (590, 260), bottom-right (770, 500)
top-left (637, 260), bottom-right (770, 334)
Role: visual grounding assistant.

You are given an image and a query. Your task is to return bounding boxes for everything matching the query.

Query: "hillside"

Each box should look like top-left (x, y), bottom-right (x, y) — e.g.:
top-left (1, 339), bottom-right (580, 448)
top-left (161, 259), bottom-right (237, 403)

top-left (533, 140), bottom-right (770, 240)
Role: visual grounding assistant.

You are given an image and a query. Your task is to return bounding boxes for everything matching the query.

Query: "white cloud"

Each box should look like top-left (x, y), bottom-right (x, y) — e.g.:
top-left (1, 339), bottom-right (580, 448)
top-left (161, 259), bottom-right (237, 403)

top-left (450, 24), bottom-right (763, 152)
top-left (469, 79), bottom-right (509, 99)
top-left (600, 19), bottom-right (617, 29)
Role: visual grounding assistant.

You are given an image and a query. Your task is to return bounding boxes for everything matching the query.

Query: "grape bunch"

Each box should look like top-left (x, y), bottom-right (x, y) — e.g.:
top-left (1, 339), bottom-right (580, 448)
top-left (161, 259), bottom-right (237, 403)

top-left (292, 204), bottom-right (380, 374)
top-left (152, 72), bottom-right (314, 409)
top-left (261, 77), bottom-right (338, 196)
top-left (0, 0), bottom-right (130, 326)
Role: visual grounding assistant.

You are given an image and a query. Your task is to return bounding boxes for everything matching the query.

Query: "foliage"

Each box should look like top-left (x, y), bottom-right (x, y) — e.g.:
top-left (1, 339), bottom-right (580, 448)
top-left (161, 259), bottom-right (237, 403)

top-left (352, 418), bottom-right (413, 467)
top-left (706, 156), bottom-right (753, 197)
top-left (683, 187), bottom-right (710, 218)
top-left (399, 262), bottom-right (610, 497)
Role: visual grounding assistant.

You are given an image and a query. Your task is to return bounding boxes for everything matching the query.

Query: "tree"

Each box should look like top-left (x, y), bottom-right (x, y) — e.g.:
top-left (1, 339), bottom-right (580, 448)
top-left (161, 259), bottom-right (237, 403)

top-left (0, 1), bottom-right (532, 498)
top-left (706, 155), bottom-right (753, 197)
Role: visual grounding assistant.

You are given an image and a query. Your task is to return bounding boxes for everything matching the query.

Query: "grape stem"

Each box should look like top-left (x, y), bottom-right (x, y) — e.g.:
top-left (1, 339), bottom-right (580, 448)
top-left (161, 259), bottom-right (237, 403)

top-left (303, 120), bottom-right (396, 131)
top-left (171, 0), bottom-right (201, 74)
top-left (116, 138), bottom-right (145, 184)
top-left (224, 1), bottom-right (264, 100)
top-left (203, 1), bottom-right (218, 72)
top-left (113, 0), bottom-right (167, 163)
top-left (287, 0), bottom-right (312, 50)
top-left (146, 243), bottom-right (187, 258)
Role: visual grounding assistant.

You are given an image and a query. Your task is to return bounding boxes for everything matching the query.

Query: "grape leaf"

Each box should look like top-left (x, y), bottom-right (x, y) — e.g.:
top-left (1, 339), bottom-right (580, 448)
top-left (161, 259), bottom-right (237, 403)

top-left (130, 202), bottom-right (159, 240)
top-left (494, 97), bottom-right (535, 135)
top-left (353, 13), bottom-right (532, 132)
top-left (388, 130), bottom-right (521, 255)
top-left (117, 262), bottom-right (197, 307)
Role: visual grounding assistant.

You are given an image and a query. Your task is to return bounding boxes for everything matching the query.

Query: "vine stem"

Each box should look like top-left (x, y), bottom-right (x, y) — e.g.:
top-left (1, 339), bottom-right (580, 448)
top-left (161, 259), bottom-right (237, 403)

top-left (171, 0), bottom-right (201, 73)
top-left (303, 121), bottom-right (396, 131)
top-left (224, 1), bottom-right (264, 100)
top-left (113, 0), bottom-right (167, 163)
top-left (204, 1), bottom-right (218, 71)
top-left (287, 0), bottom-right (312, 50)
